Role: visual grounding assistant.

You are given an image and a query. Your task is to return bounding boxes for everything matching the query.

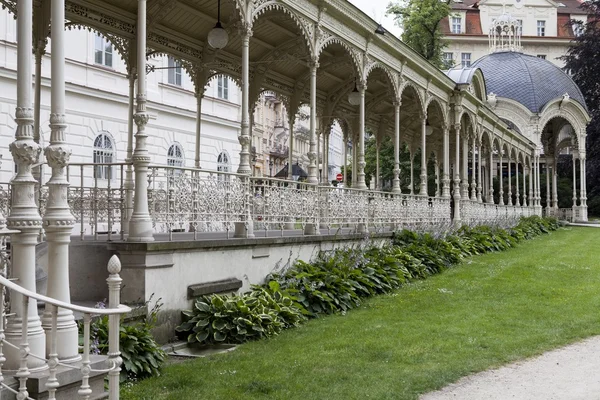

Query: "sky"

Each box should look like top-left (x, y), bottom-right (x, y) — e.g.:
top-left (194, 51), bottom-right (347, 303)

top-left (348, 0), bottom-right (403, 38)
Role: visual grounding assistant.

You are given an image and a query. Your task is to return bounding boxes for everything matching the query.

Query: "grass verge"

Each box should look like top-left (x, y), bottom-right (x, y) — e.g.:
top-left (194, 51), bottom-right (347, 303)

top-left (122, 226), bottom-right (600, 400)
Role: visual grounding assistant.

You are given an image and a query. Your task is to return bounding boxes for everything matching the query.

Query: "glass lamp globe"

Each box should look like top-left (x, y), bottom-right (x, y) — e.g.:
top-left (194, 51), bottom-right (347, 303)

top-left (208, 22), bottom-right (229, 49)
top-left (348, 87), bottom-right (361, 106)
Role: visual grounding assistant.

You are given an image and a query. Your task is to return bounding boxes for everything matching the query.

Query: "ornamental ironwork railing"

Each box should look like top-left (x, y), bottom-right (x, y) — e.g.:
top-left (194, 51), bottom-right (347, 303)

top-left (0, 163), bottom-right (544, 240)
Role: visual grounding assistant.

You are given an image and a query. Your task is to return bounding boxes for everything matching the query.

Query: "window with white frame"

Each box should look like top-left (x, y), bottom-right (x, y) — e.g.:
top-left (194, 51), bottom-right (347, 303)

top-left (217, 151), bottom-right (230, 173)
top-left (537, 20), bottom-right (546, 36)
top-left (94, 34), bottom-right (113, 67)
top-left (451, 17), bottom-right (462, 34)
top-left (167, 143), bottom-right (184, 167)
top-left (443, 52), bottom-right (454, 68)
top-left (167, 57), bottom-right (182, 86)
top-left (93, 132), bottom-right (115, 179)
top-left (461, 53), bottom-right (471, 68)
top-left (217, 76), bottom-right (229, 100)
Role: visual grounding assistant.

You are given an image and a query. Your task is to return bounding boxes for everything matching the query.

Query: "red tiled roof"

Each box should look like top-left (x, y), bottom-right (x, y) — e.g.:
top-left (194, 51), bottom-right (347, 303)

top-left (556, 0), bottom-right (585, 15)
top-left (450, 0), bottom-right (479, 11)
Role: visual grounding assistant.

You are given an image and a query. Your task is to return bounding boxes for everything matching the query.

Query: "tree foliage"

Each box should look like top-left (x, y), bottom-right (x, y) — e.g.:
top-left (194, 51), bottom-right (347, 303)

top-left (386, 0), bottom-right (452, 68)
top-left (562, 0), bottom-right (600, 215)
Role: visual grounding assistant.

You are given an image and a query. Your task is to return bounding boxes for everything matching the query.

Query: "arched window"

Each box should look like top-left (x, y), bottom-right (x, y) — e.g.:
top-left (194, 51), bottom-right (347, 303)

top-left (93, 132), bottom-right (115, 179)
top-left (167, 143), bottom-right (184, 167)
top-left (217, 151), bottom-right (230, 173)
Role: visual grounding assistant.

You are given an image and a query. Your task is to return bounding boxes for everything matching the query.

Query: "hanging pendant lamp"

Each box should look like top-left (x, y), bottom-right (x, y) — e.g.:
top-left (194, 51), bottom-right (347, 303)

top-left (208, 0), bottom-right (229, 49)
top-left (348, 80), bottom-right (361, 106)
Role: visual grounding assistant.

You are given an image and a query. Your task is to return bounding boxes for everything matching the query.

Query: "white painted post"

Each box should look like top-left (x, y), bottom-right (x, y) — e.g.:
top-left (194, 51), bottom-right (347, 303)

top-left (477, 140), bottom-right (483, 202)
top-left (123, 71), bottom-right (136, 236)
top-left (515, 160), bottom-right (520, 207)
top-left (471, 136), bottom-right (476, 200)
top-left (6, 0), bottom-right (46, 370)
top-left (419, 116), bottom-right (427, 196)
top-left (442, 126), bottom-right (450, 198)
top-left (507, 156), bottom-right (512, 206)
top-left (194, 88), bottom-right (204, 168)
top-left (392, 102), bottom-right (401, 194)
top-left (42, 0), bottom-right (80, 362)
top-left (307, 62), bottom-right (319, 184)
top-left (356, 84), bottom-right (367, 190)
top-left (453, 124), bottom-right (462, 223)
top-left (128, 0), bottom-right (155, 242)
top-left (572, 156), bottom-right (578, 208)
top-left (498, 151), bottom-right (504, 206)
top-left (488, 148), bottom-right (494, 204)
top-left (107, 255), bottom-right (123, 400)
top-left (237, 26), bottom-right (252, 175)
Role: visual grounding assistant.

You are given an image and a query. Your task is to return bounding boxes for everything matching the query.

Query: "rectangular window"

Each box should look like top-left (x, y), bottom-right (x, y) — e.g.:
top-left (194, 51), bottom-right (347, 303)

top-left (443, 52), bottom-right (454, 68)
top-left (573, 23), bottom-right (584, 37)
top-left (167, 57), bottom-right (182, 86)
top-left (537, 54), bottom-right (546, 59)
top-left (461, 53), bottom-right (471, 68)
top-left (94, 34), bottom-right (113, 67)
top-left (537, 20), bottom-right (546, 36)
top-left (451, 17), bottom-right (462, 34)
top-left (218, 76), bottom-right (229, 100)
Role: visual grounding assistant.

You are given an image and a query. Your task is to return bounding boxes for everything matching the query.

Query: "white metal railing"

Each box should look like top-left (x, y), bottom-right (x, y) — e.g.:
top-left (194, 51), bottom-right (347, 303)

top-left (0, 255), bottom-right (130, 399)
top-left (557, 208), bottom-right (573, 222)
top-left (0, 162), bottom-right (550, 240)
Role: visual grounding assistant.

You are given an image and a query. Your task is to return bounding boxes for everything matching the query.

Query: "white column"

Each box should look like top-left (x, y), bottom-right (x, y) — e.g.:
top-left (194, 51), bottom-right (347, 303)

top-left (375, 137), bottom-right (380, 190)
top-left (477, 141), bottom-right (483, 202)
top-left (324, 130), bottom-right (330, 184)
top-left (552, 167), bottom-right (558, 209)
top-left (356, 84), bottom-right (367, 190)
top-left (453, 124), bottom-right (461, 223)
top-left (128, 0), bottom-right (154, 242)
top-left (488, 148), bottom-right (494, 204)
top-left (442, 127), bottom-right (451, 198)
top-left (581, 155), bottom-right (587, 220)
top-left (194, 89), bottom-right (204, 168)
top-left (287, 115), bottom-right (295, 180)
top-left (237, 28), bottom-right (252, 174)
top-left (572, 156), bottom-right (578, 207)
top-left (524, 165), bottom-right (529, 207)
top-left (470, 136), bottom-right (476, 200)
top-left (507, 156), bottom-right (512, 206)
top-left (536, 156), bottom-right (541, 208)
top-left (409, 150), bottom-right (414, 195)
top-left (579, 157), bottom-right (584, 207)
top-left (546, 164), bottom-right (552, 210)
top-left (123, 71), bottom-right (136, 235)
top-left (307, 62), bottom-right (319, 184)
top-left (352, 131), bottom-right (357, 187)
top-left (420, 116), bottom-right (428, 196)
top-left (498, 151), bottom-right (504, 205)
top-left (434, 157), bottom-right (440, 197)
top-left (461, 133), bottom-right (469, 199)
top-left (515, 161), bottom-right (520, 207)
top-left (41, 0), bottom-right (80, 362)
top-left (392, 102), bottom-right (401, 194)
top-left (6, 0), bottom-right (46, 370)
top-left (528, 162), bottom-right (533, 208)
top-left (33, 39), bottom-right (45, 207)
top-left (341, 131), bottom-right (347, 184)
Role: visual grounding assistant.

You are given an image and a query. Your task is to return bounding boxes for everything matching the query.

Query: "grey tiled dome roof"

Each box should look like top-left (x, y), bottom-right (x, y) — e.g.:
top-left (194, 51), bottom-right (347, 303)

top-left (470, 52), bottom-right (587, 113)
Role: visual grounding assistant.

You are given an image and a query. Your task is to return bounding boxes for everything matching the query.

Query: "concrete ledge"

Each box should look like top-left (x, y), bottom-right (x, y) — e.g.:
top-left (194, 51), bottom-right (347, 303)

top-left (107, 231), bottom-right (392, 252)
top-left (188, 278), bottom-right (243, 299)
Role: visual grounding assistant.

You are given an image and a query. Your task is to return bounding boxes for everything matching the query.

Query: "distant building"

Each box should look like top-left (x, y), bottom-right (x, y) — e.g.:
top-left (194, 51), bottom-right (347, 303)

top-left (441, 0), bottom-right (588, 69)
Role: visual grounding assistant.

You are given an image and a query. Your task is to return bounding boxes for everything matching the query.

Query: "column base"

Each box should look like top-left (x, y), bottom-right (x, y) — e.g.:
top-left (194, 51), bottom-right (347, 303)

top-left (234, 221), bottom-right (255, 238)
top-left (4, 321), bottom-right (47, 371)
top-left (303, 223), bottom-right (320, 236)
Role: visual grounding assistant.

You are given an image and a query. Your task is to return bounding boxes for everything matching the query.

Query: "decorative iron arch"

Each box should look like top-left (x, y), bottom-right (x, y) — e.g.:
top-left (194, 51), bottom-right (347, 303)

top-left (364, 63), bottom-right (399, 100)
top-left (316, 36), bottom-right (362, 80)
top-left (251, 1), bottom-right (315, 58)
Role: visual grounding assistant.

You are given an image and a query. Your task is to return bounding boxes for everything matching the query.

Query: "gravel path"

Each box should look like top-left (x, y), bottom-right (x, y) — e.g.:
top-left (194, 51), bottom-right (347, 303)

top-left (420, 336), bottom-right (600, 400)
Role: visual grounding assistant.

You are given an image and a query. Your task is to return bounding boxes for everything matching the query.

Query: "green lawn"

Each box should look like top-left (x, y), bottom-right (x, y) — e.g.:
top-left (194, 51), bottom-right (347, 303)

top-left (123, 226), bottom-right (600, 400)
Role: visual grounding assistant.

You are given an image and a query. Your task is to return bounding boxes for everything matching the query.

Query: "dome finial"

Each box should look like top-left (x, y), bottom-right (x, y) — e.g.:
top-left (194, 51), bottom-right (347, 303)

top-left (489, 7), bottom-right (522, 54)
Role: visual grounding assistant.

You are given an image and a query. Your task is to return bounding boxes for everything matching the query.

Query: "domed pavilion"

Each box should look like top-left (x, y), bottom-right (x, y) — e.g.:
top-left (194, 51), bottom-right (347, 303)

top-left (446, 10), bottom-right (590, 221)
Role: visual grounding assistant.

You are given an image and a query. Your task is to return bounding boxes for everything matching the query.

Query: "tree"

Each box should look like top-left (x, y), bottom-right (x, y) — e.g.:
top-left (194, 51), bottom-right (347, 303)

top-left (386, 0), bottom-right (452, 68)
top-left (562, 1), bottom-right (600, 215)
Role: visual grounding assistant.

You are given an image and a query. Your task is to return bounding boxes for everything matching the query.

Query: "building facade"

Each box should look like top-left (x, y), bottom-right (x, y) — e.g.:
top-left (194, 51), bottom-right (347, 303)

top-left (442, 0), bottom-right (588, 68)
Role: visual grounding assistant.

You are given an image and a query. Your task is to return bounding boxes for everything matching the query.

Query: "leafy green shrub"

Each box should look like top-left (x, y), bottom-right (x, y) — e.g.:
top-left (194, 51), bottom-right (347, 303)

top-left (176, 284), bottom-right (305, 345)
top-left (86, 299), bottom-right (166, 381)
top-left (176, 216), bottom-right (561, 346)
